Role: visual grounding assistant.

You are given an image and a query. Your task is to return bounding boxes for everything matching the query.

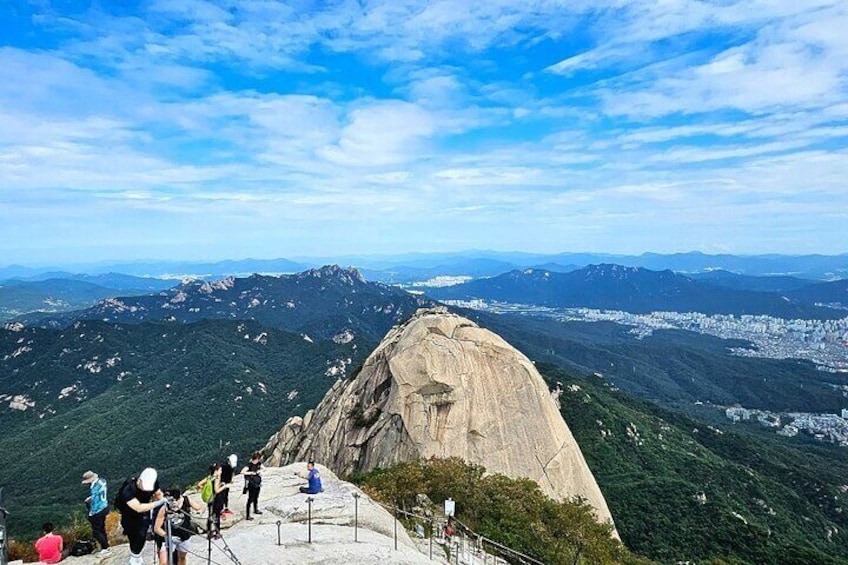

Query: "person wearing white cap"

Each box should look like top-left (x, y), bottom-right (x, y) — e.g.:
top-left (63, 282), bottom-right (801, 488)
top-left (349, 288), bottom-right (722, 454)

top-left (81, 471), bottom-right (111, 556)
top-left (219, 454), bottom-right (238, 518)
top-left (114, 467), bottom-right (165, 565)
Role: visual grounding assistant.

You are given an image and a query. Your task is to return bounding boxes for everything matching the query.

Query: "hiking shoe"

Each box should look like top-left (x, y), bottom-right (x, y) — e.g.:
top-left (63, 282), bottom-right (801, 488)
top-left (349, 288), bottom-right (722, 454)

top-left (245, 516), bottom-right (255, 521)
top-left (98, 548), bottom-right (112, 556)
top-left (254, 509), bottom-right (263, 514)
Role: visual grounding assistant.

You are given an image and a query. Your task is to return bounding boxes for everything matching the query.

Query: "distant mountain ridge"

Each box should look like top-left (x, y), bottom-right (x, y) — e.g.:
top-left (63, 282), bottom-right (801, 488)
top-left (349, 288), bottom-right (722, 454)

top-left (689, 270), bottom-right (816, 292)
top-left (428, 264), bottom-right (844, 319)
top-left (0, 277), bottom-right (173, 322)
top-left (5, 251), bottom-right (848, 281)
top-left (0, 257), bottom-right (309, 281)
top-left (23, 265), bottom-right (433, 342)
top-left (787, 279), bottom-right (848, 309)
top-left (2, 272), bottom-right (175, 292)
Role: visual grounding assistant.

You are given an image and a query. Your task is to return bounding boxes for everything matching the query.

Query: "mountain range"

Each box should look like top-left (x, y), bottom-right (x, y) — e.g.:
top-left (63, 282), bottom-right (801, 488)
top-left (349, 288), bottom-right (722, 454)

top-left (6, 263), bottom-right (845, 327)
top-left (428, 264), bottom-right (845, 319)
top-left (5, 250), bottom-right (848, 281)
top-left (19, 265), bottom-right (433, 342)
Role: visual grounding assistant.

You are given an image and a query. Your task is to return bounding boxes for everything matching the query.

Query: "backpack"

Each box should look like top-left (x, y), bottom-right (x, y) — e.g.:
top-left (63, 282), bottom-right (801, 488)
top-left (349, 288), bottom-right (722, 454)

top-left (70, 539), bottom-right (95, 556)
top-left (200, 475), bottom-right (215, 504)
top-left (113, 477), bottom-right (134, 512)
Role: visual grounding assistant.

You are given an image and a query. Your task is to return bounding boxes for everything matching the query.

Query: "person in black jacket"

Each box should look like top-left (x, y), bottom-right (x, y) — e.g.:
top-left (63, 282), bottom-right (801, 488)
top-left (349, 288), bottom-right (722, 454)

top-left (115, 468), bottom-right (165, 565)
top-left (220, 454), bottom-right (237, 518)
top-left (240, 452), bottom-right (264, 520)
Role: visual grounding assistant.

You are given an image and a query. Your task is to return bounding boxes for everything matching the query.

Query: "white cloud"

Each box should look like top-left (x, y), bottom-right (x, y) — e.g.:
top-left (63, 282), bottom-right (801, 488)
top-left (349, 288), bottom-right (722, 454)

top-left (434, 166), bottom-right (543, 185)
top-left (317, 100), bottom-right (437, 166)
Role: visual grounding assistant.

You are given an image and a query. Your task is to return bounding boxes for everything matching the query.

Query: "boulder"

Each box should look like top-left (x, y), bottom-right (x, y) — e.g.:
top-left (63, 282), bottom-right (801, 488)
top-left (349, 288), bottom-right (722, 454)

top-left (264, 308), bottom-right (616, 530)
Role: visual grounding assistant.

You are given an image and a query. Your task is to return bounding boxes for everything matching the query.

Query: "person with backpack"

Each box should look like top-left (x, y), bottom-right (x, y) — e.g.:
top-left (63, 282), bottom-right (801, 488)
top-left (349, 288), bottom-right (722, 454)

top-left (240, 452), bottom-right (264, 520)
top-left (114, 468), bottom-right (166, 565)
top-left (152, 488), bottom-right (203, 565)
top-left (81, 471), bottom-right (111, 556)
top-left (198, 463), bottom-right (230, 538)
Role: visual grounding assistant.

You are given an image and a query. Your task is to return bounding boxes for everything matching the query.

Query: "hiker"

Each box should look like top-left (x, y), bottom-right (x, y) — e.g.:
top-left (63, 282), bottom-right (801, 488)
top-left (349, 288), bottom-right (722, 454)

top-left (115, 467), bottom-right (165, 565)
top-left (81, 470), bottom-right (111, 556)
top-left (34, 522), bottom-right (68, 563)
top-left (220, 454), bottom-right (237, 518)
top-left (443, 518), bottom-right (454, 544)
top-left (153, 488), bottom-right (204, 565)
top-left (199, 463), bottom-right (231, 538)
top-left (240, 451), bottom-right (264, 520)
top-left (296, 461), bottom-right (322, 494)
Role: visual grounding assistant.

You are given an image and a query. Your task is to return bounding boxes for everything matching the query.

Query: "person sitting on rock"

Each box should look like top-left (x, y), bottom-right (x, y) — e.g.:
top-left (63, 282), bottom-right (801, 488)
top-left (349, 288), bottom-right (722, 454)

top-left (296, 461), bottom-right (323, 494)
top-left (34, 522), bottom-right (69, 563)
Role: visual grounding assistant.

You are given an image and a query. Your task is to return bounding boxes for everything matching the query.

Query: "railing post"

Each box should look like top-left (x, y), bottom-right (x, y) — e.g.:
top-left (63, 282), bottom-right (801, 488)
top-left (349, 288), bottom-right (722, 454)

top-left (276, 520), bottom-right (282, 546)
top-left (429, 518), bottom-right (433, 560)
top-left (353, 492), bottom-right (360, 542)
top-left (393, 507), bottom-right (398, 550)
top-left (307, 496), bottom-right (314, 544)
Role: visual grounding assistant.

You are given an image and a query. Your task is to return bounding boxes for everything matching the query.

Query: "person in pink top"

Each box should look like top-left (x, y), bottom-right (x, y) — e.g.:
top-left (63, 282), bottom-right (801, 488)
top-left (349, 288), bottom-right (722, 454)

top-left (34, 522), bottom-right (67, 563)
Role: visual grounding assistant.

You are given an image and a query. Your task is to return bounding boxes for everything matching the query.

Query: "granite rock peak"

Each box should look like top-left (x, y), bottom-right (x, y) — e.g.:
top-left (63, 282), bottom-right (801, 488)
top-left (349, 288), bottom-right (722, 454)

top-left (264, 307), bottom-right (615, 529)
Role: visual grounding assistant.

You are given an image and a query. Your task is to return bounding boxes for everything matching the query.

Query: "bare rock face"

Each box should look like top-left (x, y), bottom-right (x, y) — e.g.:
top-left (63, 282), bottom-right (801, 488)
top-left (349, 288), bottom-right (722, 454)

top-left (264, 307), bottom-right (615, 529)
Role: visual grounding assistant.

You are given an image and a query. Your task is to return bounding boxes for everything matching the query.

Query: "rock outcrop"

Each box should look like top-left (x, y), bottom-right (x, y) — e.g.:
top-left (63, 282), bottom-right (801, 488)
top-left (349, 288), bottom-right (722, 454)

top-left (264, 308), bottom-right (616, 529)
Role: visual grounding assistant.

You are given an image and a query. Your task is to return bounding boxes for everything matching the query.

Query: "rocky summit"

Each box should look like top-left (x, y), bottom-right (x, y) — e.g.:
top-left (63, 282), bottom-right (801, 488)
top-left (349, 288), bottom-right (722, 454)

top-left (41, 464), bottom-right (439, 565)
top-left (264, 307), bottom-right (616, 529)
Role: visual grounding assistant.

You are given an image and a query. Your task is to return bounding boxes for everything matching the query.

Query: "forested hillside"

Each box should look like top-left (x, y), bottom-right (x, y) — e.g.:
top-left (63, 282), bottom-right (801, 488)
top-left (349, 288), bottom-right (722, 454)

top-left (0, 318), bottom-right (368, 536)
top-left (542, 363), bottom-right (848, 564)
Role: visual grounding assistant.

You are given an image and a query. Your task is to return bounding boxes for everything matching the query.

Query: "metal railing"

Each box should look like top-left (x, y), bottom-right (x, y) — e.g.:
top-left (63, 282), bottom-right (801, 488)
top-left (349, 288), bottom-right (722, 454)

top-left (374, 500), bottom-right (545, 565)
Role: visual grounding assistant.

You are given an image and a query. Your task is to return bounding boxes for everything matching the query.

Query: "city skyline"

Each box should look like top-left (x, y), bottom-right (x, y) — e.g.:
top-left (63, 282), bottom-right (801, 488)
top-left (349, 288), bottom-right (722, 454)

top-left (1, 1), bottom-right (847, 264)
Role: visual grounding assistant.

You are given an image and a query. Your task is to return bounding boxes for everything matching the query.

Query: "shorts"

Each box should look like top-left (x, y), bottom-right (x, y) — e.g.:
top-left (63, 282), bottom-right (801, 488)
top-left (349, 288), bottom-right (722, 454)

top-left (156, 537), bottom-right (190, 553)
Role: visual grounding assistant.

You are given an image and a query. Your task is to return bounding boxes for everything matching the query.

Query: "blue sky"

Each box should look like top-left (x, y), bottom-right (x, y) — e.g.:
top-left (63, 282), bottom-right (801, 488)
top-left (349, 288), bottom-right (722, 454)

top-left (1, 0), bottom-right (846, 265)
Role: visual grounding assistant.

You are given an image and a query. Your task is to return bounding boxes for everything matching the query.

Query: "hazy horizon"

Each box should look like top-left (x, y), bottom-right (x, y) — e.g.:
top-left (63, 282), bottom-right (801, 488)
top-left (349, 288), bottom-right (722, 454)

top-left (4, 248), bottom-right (848, 274)
top-left (1, 1), bottom-right (846, 265)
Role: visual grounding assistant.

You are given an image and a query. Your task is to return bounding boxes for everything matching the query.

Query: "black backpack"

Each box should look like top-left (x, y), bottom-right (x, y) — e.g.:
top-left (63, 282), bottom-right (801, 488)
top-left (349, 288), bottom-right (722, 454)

top-left (70, 539), bottom-right (95, 556)
top-left (113, 477), bottom-right (134, 512)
